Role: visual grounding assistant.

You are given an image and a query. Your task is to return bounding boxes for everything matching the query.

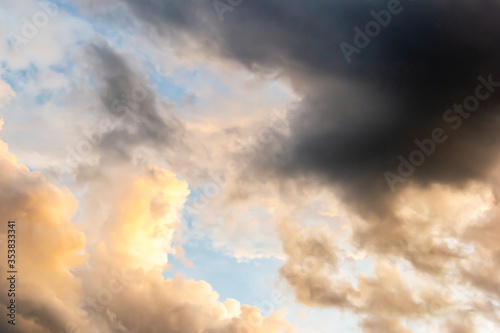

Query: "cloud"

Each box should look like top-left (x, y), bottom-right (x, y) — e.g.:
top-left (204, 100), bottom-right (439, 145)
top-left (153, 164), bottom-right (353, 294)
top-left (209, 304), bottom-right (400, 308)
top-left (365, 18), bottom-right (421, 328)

top-left (0, 118), bottom-right (293, 332)
top-left (108, 0), bottom-right (500, 300)
top-left (361, 316), bottom-right (413, 333)
top-left (277, 219), bottom-right (352, 307)
top-left (102, 0), bottom-right (500, 272)
top-left (0, 80), bottom-right (15, 108)
top-left (82, 42), bottom-right (184, 165)
top-left (5, 0), bottom-right (500, 331)
top-left (273, 181), bottom-right (500, 330)
top-left (88, 166), bottom-right (190, 271)
top-left (0, 120), bottom-right (88, 332)
top-left (441, 313), bottom-right (476, 333)
top-left (71, 162), bottom-right (294, 333)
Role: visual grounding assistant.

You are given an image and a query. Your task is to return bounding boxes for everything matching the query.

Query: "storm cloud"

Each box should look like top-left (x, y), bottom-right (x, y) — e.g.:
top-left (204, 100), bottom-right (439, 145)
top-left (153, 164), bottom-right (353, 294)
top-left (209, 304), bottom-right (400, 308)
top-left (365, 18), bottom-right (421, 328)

top-left (101, 0), bottom-right (500, 270)
top-left (114, 0), bottom-right (500, 211)
top-left (4, 0), bottom-right (500, 331)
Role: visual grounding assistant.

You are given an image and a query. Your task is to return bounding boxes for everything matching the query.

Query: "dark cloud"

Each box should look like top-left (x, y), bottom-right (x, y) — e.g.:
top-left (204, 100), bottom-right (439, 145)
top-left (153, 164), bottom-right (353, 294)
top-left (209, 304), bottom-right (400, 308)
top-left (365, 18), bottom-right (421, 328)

top-left (115, 0), bottom-right (500, 260)
top-left (71, 42), bottom-right (186, 182)
top-left (117, 0), bottom-right (500, 194)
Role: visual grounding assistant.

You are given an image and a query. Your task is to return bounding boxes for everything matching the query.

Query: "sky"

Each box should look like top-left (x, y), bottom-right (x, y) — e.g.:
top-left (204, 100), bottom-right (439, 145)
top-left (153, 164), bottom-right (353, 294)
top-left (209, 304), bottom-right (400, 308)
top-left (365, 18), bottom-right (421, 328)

top-left (1, 0), bottom-right (500, 332)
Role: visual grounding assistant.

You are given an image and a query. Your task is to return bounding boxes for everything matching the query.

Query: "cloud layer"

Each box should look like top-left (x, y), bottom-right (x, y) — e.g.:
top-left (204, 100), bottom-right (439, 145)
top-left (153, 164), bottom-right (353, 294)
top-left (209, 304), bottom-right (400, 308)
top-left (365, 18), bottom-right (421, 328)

top-left (3, 0), bottom-right (500, 332)
top-left (102, 0), bottom-right (500, 331)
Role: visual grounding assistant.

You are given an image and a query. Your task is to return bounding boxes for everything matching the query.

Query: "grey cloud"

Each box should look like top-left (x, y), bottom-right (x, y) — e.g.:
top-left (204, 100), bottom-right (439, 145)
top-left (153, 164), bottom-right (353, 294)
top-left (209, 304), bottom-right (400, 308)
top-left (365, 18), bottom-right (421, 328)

top-left (90, 1), bottom-right (500, 330)
top-left (114, 0), bottom-right (500, 213)
top-left (71, 42), bottom-right (187, 181)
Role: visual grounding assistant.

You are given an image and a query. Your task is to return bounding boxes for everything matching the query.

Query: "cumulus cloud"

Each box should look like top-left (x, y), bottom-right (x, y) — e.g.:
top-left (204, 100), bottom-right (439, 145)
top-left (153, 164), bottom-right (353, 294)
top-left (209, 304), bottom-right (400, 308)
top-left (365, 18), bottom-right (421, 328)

top-left (273, 181), bottom-right (500, 331)
top-left (84, 166), bottom-right (190, 271)
top-left (361, 316), bottom-right (413, 333)
top-left (0, 120), bottom-right (88, 332)
top-left (111, 0), bottom-right (500, 209)
top-left (5, 0), bottom-right (500, 331)
top-left (102, 3), bottom-right (500, 328)
top-left (70, 162), bottom-right (294, 333)
top-left (0, 119), bottom-right (293, 332)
